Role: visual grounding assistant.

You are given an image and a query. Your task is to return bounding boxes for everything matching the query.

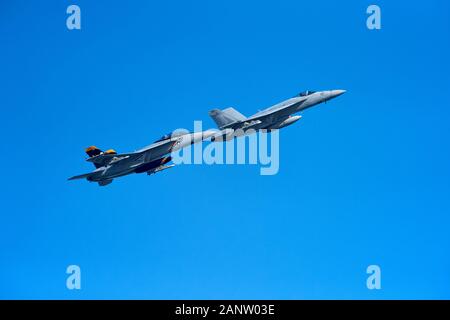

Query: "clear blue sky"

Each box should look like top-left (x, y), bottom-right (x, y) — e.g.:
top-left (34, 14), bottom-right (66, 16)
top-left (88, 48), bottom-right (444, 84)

top-left (1, 0), bottom-right (450, 299)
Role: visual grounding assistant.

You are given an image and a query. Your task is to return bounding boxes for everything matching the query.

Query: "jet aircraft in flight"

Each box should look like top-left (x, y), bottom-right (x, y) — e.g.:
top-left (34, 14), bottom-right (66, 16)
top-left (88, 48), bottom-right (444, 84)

top-left (68, 130), bottom-right (215, 186)
top-left (209, 90), bottom-right (346, 140)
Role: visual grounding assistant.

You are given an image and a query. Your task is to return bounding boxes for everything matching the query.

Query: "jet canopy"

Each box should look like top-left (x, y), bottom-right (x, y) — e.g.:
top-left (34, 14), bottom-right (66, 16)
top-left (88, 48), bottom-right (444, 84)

top-left (154, 130), bottom-right (191, 143)
top-left (298, 90), bottom-right (316, 97)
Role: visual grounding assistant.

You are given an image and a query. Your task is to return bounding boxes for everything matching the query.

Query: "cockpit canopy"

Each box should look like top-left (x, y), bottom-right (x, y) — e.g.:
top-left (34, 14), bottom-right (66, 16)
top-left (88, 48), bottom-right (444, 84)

top-left (154, 130), bottom-right (190, 143)
top-left (298, 90), bottom-right (316, 97)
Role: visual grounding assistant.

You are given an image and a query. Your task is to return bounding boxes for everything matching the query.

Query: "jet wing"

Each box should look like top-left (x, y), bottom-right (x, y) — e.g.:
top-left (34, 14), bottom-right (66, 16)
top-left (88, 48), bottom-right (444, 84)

top-left (222, 112), bottom-right (284, 130)
top-left (87, 139), bottom-right (178, 169)
top-left (135, 139), bottom-right (179, 162)
top-left (245, 98), bottom-right (306, 123)
top-left (86, 152), bottom-right (140, 166)
top-left (68, 172), bottom-right (96, 180)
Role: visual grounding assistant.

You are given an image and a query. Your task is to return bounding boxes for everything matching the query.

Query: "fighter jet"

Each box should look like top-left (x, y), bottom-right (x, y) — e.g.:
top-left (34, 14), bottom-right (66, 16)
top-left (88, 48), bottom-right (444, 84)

top-left (68, 130), bottom-right (215, 186)
top-left (209, 89), bottom-right (346, 140)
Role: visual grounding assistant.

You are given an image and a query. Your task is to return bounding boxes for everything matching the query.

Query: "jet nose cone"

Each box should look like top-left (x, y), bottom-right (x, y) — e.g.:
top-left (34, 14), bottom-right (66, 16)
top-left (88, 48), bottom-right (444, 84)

top-left (202, 129), bottom-right (217, 140)
top-left (331, 89), bottom-right (346, 97)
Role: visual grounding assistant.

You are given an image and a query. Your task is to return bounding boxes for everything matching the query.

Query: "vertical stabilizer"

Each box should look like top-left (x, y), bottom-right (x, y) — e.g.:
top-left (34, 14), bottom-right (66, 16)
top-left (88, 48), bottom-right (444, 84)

top-left (208, 107), bottom-right (246, 129)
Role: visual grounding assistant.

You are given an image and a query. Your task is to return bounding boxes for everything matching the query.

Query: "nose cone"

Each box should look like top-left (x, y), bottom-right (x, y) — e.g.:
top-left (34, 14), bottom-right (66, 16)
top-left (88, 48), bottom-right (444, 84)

top-left (196, 130), bottom-right (216, 140)
top-left (331, 89), bottom-right (346, 98)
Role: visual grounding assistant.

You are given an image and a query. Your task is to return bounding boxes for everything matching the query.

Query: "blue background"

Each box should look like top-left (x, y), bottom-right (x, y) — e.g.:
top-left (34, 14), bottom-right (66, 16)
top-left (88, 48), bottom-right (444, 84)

top-left (1, 0), bottom-right (449, 299)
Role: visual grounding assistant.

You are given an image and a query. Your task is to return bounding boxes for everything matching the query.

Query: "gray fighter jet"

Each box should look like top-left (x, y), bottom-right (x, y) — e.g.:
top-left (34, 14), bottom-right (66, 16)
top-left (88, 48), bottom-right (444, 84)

top-left (209, 90), bottom-right (346, 140)
top-left (68, 130), bottom-right (215, 186)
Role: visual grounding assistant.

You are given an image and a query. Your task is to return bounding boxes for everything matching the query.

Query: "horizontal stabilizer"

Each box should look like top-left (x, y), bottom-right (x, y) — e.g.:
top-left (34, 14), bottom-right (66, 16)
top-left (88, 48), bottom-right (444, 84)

top-left (68, 172), bottom-right (95, 181)
top-left (147, 164), bottom-right (175, 175)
